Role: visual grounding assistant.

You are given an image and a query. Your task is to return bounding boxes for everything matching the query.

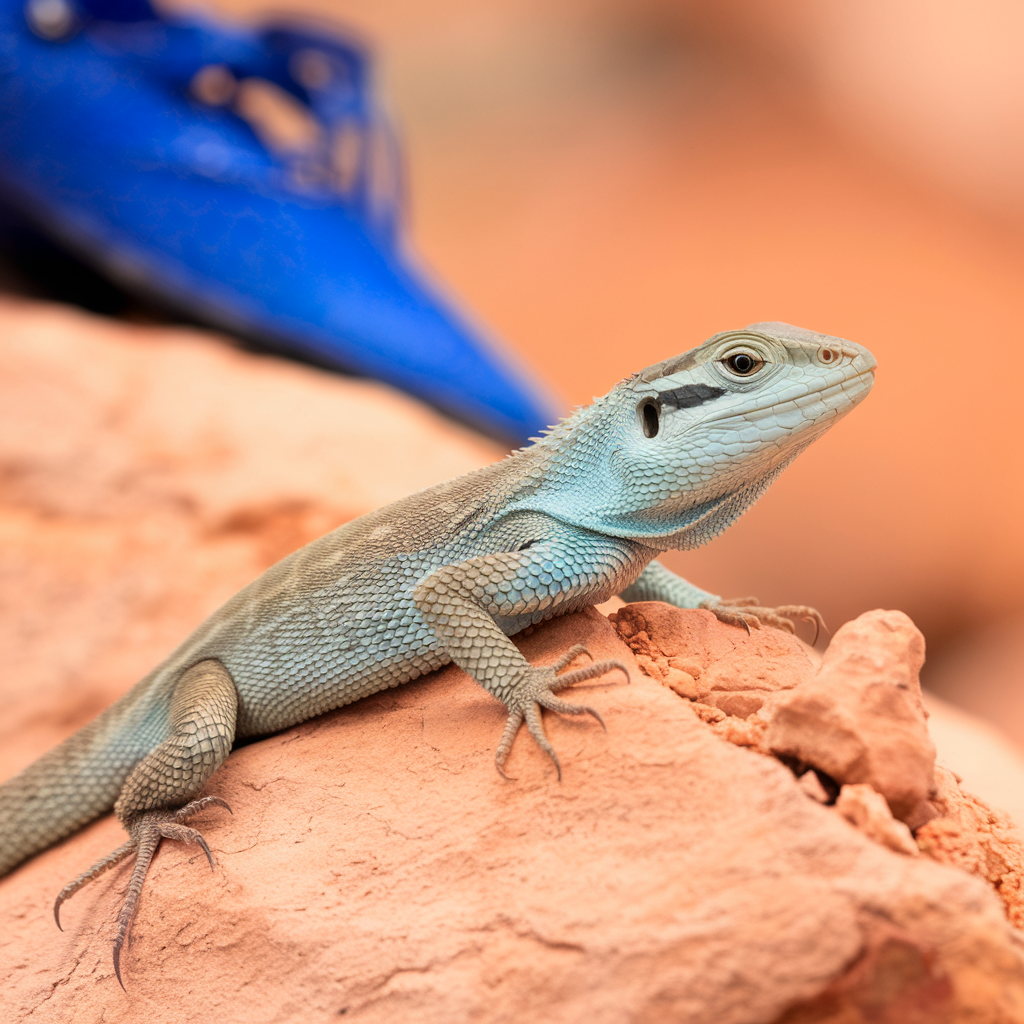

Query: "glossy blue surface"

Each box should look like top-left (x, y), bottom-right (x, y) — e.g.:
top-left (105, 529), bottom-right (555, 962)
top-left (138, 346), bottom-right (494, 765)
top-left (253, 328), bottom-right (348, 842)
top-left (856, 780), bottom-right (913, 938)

top-left (0, 0), bottom-right (555, 441)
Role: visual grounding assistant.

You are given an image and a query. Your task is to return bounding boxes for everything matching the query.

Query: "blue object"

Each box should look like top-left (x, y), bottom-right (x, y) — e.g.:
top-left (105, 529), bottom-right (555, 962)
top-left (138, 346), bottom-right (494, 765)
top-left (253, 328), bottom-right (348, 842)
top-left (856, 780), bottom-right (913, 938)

top-left (0, 0), bottom-right (555, 442)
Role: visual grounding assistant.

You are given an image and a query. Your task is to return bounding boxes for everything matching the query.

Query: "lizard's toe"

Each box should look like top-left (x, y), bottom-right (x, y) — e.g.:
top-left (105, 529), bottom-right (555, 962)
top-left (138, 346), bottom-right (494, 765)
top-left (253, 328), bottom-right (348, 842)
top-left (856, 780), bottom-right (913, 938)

top-left (770, 605), bottom-right (828, 644)
top-left (702, 600), bottom-right (761, 633)
top-left (753, 611), bottom-right (795, 634)
top-left (524, 703), bottom-right (563, 780)
top-left (170, 794), bottom-right (232, 824)
top-left (493, 657), bottom-right (629, 781)
top-left (494, 708), bottom-right (525, 780)
top-left (536, 691), bottom-right (606, 732)
top-left (549, 643), bottom-right (595, 673)
top-left (548, 658), bottom-right (630, 692)
top-left (152, 822), bottom-right (215, 869)
top-left (703, 599), bottom-right (826, 643)
top-left (53, 797), bottom-right (230, 989)
top-left (54, 840), bottom-right (136, 930)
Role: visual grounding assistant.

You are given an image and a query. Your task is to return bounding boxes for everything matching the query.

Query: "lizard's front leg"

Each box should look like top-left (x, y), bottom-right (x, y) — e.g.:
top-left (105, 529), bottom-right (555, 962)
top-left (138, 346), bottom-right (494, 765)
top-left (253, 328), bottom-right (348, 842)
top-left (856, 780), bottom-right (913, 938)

top-left (54, 658), bottom-right (237, 988)
top-left (620, 559), bottom-right (826, 640)
top-left (413, 539), bottom-right (638, 779)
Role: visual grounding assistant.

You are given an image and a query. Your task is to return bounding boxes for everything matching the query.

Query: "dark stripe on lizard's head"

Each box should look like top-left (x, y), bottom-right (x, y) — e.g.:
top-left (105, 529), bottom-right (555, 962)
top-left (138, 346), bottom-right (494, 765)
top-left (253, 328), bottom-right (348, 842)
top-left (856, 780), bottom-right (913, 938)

top-left (658, 384), bottom-right (726, 409)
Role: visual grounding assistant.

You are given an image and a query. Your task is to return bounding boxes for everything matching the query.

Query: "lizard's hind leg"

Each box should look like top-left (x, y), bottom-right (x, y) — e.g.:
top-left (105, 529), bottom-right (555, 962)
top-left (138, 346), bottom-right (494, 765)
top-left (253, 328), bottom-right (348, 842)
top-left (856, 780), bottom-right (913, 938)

top-left (53, 658), bottom-right (238, 989)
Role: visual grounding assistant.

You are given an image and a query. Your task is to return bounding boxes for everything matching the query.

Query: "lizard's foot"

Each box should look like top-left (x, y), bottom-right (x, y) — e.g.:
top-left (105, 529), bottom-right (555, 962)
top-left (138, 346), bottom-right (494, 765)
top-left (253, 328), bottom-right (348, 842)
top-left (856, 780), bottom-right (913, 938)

top-left (53, 795), bottom-right (230, 990)
top-left (494, 649), bottom-right (630, 782)
top-left (701, 597), bottom-right (827, 644)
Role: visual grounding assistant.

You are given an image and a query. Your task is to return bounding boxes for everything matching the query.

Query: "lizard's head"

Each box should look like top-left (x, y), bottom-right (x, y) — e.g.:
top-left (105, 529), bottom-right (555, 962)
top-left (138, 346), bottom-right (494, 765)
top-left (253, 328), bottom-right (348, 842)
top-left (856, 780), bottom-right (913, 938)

top-left (533, 322), bottom-right (876, 548)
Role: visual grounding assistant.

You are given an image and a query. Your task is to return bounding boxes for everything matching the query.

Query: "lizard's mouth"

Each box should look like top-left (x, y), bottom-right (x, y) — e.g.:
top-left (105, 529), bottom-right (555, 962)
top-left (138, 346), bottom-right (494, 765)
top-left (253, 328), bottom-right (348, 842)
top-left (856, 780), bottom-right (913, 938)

top-left (703, 366), bottom-right (875, 427)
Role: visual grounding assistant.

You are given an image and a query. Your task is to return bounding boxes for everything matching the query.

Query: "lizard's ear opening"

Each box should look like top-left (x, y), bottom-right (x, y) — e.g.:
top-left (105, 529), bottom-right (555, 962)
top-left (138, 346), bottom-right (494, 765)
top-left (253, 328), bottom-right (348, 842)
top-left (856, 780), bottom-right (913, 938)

top-left (640, 399), bottom-right (660, 438)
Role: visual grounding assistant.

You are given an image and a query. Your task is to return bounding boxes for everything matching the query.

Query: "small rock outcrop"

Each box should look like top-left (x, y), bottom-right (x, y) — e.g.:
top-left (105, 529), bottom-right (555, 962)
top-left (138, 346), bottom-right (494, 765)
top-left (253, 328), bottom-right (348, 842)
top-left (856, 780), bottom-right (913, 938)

top-left (765, 610), bottom-right (936, 828)
top-left (612, 601), bottom-right (1024, 922)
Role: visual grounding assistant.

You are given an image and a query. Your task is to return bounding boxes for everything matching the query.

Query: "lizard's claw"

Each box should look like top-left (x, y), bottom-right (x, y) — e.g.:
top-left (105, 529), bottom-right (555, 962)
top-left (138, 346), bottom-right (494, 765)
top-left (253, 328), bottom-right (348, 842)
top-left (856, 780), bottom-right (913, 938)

top-left (494, 650), bottom-right (630, 781)
top-left (53, 795), bottom-right (231, 990)
top-left (548, 643), bottom-right (594, 673)
top-left (768, 605), bottom-right (828, 645)
top-left (701, 597), bottom-right (827, 644)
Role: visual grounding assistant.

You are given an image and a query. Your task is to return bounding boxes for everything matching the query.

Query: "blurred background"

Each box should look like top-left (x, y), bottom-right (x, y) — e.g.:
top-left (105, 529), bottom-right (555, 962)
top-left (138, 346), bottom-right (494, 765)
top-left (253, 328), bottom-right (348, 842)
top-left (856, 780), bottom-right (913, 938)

top-left (3, 1), bottom-right (1023, 754)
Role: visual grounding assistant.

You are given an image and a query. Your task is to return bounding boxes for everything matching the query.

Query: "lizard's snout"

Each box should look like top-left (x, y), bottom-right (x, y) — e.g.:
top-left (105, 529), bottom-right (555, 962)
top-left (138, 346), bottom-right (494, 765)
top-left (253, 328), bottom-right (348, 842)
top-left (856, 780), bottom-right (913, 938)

top-left (820, 340), bottom-right (877, 378)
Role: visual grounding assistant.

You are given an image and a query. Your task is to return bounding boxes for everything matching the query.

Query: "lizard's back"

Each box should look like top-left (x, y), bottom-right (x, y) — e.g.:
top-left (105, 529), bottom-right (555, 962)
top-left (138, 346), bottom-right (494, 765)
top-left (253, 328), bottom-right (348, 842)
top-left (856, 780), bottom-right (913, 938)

top-left (154, 450), bottom-right (555, 737)
top-left (0, 458), bottom-right (521, 873)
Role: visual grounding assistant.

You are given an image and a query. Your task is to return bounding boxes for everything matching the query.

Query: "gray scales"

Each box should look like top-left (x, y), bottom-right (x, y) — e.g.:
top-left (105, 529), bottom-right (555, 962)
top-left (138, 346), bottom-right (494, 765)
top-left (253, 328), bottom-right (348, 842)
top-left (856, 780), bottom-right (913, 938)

top-left (0, 322), bottom-right (876, 986)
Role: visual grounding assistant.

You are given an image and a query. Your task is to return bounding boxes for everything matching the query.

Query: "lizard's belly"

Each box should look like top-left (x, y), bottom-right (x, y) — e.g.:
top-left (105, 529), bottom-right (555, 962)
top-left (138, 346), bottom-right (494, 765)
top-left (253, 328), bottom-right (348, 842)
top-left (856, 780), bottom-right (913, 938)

top-left (217, 586), bottom-right (446, 737)
top-left (209, 587), bottom-right (618, 739)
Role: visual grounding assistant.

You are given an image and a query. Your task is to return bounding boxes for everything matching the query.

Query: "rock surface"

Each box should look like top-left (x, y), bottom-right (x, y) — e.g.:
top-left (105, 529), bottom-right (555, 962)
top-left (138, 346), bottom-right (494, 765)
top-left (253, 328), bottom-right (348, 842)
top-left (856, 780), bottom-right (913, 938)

top-left (3, 606), bottom-right (1024, 1023)
top-left (834, 783), bottom-right (919, 857)
top-left (917, 765), bottom-right (1024, 930)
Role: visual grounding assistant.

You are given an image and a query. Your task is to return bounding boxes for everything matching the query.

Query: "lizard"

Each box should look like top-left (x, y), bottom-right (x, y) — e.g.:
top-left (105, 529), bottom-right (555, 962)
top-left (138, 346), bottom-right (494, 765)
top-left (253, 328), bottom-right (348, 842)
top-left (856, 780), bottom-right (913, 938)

top-left (0, 321), bottom-right (875, 986)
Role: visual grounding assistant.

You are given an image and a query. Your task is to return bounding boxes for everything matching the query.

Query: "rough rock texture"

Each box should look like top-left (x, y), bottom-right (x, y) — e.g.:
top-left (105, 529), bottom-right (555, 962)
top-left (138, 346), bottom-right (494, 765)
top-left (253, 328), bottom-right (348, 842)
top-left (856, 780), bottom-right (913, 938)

top-left (765, 611), bottom-right (936, 827)
top-left (834, 783), bottom-right (919, 857)
top-left (917, 766), bottom-right (1024, 929)
top-left (609, 599), bottom-right (817, 753)
top-left (3, 607), bottom-right (1024, 1023)
top-left (610, 602), bottom-right (1024, 928)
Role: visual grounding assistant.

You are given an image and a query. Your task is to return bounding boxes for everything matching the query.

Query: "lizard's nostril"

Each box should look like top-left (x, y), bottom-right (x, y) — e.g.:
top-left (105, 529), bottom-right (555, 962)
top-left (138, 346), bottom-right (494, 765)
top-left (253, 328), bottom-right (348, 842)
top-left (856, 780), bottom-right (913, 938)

top-left (641, 400), bottom-right (660, 438)
top-left (818, 347), bottom-right (841, 365)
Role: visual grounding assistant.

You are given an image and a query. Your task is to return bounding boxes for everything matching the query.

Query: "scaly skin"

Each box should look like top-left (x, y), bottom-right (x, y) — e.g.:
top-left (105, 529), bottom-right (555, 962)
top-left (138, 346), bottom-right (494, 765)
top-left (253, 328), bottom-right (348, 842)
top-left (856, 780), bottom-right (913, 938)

top-left (0, 321), bottom-right (876, 986)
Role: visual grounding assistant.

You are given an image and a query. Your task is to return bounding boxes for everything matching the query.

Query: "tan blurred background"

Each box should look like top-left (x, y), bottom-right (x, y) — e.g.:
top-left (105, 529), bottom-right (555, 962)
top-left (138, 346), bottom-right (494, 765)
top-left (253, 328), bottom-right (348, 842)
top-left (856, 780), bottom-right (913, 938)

top-left (13, 0), bottom-right (1024, 746)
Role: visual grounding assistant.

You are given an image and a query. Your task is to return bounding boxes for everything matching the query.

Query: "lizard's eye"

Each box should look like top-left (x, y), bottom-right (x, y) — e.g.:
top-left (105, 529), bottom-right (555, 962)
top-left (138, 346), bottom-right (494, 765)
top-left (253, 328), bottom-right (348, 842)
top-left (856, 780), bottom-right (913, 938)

top-left (640, 399), bottom-right (660, 438)
top-left (722, 349), bottom-right (764, 377)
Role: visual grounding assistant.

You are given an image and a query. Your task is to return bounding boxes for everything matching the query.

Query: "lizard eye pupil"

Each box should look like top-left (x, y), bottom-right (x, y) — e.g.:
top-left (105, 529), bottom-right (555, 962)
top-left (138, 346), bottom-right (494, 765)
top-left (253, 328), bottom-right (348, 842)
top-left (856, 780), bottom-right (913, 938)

top-left (641, 400), bottom-right (660, 438)
top-left (724, 351), bottom-right (763, 376)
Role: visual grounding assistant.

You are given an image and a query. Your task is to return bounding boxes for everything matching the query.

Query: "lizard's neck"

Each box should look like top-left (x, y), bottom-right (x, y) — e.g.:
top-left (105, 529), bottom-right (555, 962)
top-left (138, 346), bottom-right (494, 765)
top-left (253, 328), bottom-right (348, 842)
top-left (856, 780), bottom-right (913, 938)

top-left (503, 401), bottom-right (801, 551)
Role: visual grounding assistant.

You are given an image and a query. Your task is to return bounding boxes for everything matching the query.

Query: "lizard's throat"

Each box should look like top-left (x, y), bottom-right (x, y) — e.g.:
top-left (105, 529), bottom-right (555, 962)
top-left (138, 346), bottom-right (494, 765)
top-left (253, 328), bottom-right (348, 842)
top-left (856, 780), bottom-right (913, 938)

top-left (536, 462), bottom-right (790, 551)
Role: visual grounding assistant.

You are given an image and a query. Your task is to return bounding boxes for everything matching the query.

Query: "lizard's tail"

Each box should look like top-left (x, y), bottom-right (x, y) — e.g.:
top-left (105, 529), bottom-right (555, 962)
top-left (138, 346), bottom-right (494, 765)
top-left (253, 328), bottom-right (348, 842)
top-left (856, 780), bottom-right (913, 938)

top-left (0, 678), bottom-right (167, 876)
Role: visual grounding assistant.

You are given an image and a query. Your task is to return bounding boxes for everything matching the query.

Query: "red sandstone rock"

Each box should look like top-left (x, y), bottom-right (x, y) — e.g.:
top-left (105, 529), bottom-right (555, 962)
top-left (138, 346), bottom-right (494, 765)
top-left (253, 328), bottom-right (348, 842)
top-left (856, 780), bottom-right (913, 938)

top-left (612, 600), bottom-right (1024, 933)
top-left (917, 765), bottom-right (1024, 929)
top-left (3, 607), bottom-right (1024, 1023)
top-left (765, 610), bottom-right (936, 827)
top-left (609, 599), bottom-right (816, 755)
top-left (835, 783), bottom-right (919, 857)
